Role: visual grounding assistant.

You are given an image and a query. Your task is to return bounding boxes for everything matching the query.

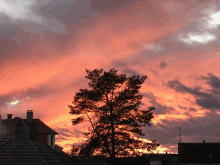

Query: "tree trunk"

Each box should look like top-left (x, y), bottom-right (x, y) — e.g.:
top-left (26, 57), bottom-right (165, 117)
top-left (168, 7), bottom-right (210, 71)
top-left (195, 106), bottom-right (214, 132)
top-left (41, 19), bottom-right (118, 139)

top-left (110, 104), bottom-right (118, 165)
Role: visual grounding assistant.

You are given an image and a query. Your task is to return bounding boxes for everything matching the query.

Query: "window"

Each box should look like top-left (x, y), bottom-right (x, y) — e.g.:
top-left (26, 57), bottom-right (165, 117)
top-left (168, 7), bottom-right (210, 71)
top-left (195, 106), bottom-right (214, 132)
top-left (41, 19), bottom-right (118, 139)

top-left (51, 135), bottom-right (53, 146)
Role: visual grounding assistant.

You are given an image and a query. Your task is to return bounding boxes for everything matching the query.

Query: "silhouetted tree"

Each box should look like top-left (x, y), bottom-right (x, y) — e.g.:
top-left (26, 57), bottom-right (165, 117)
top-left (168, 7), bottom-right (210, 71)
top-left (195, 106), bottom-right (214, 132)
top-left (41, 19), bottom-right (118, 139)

top-left (68, 68), bottom-right (160, 165)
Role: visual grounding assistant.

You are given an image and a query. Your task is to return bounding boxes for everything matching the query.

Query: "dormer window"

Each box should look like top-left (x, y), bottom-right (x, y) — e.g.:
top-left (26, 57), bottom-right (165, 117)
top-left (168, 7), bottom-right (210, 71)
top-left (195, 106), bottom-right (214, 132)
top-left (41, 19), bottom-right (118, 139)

top-left (51, 135), bottom-right (53, 146)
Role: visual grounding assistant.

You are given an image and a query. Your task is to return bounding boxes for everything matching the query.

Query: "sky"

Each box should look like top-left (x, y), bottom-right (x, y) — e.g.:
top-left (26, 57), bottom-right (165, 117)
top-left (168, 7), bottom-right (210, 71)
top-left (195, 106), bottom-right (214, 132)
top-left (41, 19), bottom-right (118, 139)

top-left (1, 0), bottom-right (220, 156)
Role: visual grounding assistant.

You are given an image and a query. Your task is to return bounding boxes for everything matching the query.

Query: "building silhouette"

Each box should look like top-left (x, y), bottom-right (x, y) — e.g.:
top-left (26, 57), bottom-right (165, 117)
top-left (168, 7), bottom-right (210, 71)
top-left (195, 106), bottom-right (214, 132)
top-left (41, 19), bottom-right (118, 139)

top-left (178, 140), bottom-right (220, 163)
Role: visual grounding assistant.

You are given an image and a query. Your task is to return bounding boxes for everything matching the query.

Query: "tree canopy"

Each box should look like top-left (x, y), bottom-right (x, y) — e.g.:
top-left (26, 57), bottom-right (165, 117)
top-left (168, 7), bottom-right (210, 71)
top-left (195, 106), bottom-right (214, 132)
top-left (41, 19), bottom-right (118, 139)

top-left (68, 68), bottom-right (160, 165)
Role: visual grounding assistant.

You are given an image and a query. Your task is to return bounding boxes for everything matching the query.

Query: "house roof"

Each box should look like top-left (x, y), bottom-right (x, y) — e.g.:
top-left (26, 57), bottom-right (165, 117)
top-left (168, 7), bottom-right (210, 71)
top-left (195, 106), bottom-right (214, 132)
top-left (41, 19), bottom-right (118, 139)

top-left (2, 117), bottom-right (58, 135)
top-left (178, 142), bottom-right (220, 145)
top-left (0, 120), bottom-right (75, 165)
top-left (54, 144), bottom-right (64, 151)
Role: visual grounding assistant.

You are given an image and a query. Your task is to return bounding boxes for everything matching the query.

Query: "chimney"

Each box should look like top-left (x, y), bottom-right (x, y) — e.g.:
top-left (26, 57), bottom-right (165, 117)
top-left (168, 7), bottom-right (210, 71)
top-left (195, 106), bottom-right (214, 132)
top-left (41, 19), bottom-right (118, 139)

top-left (7, 114), bottom-right (12, 122)
top-left (29, 121), bottom-right (38, 140)
top-left (15, 120), bottom-right (24, 134)
top-left (203, 140), bottom-right (205, 143)
top-left (26, 110), bottom-right (33, 123)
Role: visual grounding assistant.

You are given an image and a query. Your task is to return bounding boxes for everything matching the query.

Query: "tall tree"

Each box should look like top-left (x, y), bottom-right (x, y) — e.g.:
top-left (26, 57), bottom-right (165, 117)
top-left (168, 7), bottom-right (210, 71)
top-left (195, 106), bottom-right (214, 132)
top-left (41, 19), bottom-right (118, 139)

top-left (68, 68), bottom-right (160, 165)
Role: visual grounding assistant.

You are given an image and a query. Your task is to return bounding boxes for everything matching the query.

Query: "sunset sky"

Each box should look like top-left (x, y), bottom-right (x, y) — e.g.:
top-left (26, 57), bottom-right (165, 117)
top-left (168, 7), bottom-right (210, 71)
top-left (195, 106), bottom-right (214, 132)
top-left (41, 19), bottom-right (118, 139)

top-left (1, 0), bottom-right (220, 156)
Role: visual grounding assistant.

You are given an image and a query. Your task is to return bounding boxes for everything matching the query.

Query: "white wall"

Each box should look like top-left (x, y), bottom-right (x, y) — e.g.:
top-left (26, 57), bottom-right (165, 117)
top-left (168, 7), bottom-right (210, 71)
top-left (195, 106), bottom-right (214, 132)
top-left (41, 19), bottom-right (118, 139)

top-left (47, 134), bottom-right (55, 149)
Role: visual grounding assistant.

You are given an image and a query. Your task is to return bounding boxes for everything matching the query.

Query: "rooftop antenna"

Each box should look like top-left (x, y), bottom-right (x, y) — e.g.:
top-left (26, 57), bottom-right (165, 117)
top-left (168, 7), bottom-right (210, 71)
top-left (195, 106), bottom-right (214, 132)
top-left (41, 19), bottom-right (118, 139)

top-left (175, 126), bottom-right (182, 143)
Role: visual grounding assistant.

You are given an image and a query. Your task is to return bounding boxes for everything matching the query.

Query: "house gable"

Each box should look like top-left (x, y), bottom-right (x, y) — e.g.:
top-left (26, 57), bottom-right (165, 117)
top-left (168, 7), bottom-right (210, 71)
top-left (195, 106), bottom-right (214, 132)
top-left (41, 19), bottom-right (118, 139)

top-left (1, 114), bottom-right (58, 150)
top-left (0, 119), bottom-right (74, 165)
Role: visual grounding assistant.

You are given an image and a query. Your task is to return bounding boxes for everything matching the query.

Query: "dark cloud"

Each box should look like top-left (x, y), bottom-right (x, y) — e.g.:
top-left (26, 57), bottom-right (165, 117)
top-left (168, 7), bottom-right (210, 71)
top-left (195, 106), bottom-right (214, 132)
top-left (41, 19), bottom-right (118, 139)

top-left (112, 60), bottom-right (147, 79)
top-left (188, 118), bottom-right (197, 124)
top-left (64, 142), bottom-right (84, 149)
top-left (189, 107), bottom-right (196, 111)
top-left (111, 60), bottom-right (144, 78)
top-left (125, 41), bottom-right (143, 50)
top-left (55, 136), bottom-right (69, 142)
top-left (196, 97), bottom-right (220, 109)
top-left (200, 73), bottom-right (220, 89)
top-left (112, 60), bottom-right (127, 68)
top-left (121, 68), bottom-right (139, 77)
top-left (166, 79), bottom-right (211, 97)
top-left (179, 118), bottom-right (220, 141)
top-left (142, 123), bottom-right (181, 145)
top-left (129, 36), bottom-right (196, 66)
top-left (166, 74), bottom-right (220, 111)
top-left (131, 18), bottom-right (220, 63)
top-left (91, 0), bottom-right (129, 11)
top-left (0, 1), bottom-right (93, 59)
top-left (0, 26), bottom-right (72, 61)
top-left (0, 13), bottom-right (14, 24)
top-left (129, 59), bottom-right (145, 67)
top-left (56, 127), bottom-right (85, 138)
top-left (0, 39), bottom-right (19, 62)
top-left (178, 105), bottom-right (187, 110)
top-left (0, 24), bottom-right (18, 41)
top-left (91, 0), bottom-right (171, 27)
top-left (139, 102), bottom-right (145, 107)
top-left (160, 119), bottom-right (173, 126)
top-left (57, 132), bottom-right (72, 138)
top-left (150, 69), bottom-right (159, 76)
top-left (138, 109), bottom-right (220, 151)
top-left (159, 61), bottom-right (168, 69)
top-left (0, 85), bottom-right (57, 107)
top-left (142, 92), bottom-right (175, 115)
top-left (118, 66), bottom-right (154, 86)
top-left (0, 24), bottom-right (21, 58)
top-left (141, 111), bottom-right (220, 151)
top-left (35, 0), bottom-right (98, 25)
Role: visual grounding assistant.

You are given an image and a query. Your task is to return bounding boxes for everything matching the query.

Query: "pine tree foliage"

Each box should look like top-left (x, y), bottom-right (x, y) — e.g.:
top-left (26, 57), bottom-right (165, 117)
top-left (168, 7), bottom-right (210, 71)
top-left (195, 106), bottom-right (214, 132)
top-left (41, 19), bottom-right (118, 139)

top-left (68, 68), bottom-right (160, 165)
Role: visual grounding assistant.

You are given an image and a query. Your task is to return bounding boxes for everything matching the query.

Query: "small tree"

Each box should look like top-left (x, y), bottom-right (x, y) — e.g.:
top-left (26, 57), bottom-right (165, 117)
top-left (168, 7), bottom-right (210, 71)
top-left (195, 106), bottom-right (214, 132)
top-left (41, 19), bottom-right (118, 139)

top-left (68, 68), bottom-right (160, 165)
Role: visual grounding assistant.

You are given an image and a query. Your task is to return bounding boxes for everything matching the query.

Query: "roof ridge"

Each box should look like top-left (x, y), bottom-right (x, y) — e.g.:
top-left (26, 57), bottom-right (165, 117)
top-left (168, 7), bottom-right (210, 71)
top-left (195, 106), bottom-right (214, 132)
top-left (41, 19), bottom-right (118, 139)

top-left (26, 133), bottom-right (48, 165)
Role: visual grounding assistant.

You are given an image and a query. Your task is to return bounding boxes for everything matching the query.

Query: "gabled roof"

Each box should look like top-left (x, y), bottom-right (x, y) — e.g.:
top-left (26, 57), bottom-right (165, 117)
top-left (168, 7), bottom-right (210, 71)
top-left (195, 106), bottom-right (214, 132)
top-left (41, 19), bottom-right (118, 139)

top-left (2, 117), bottom-right (58, 135)
top-left (0, 122), bottom-right (75, 165)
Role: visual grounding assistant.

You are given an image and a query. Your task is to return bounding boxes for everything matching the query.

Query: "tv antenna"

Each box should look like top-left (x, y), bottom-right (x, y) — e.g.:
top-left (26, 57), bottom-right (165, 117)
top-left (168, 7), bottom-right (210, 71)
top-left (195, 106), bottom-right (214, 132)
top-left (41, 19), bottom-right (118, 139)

top-left (175, 126), bottom-right (182, 143)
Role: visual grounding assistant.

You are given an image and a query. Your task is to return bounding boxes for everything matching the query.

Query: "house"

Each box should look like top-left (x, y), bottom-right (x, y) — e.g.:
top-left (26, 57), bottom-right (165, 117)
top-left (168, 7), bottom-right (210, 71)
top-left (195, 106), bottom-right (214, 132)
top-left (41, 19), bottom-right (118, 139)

top-left (0, 115), bottom-right (76, 165)
top-left (178, 140), bottom-right (220, 163)
top-left (1, 110), bottom-right (60, 150)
